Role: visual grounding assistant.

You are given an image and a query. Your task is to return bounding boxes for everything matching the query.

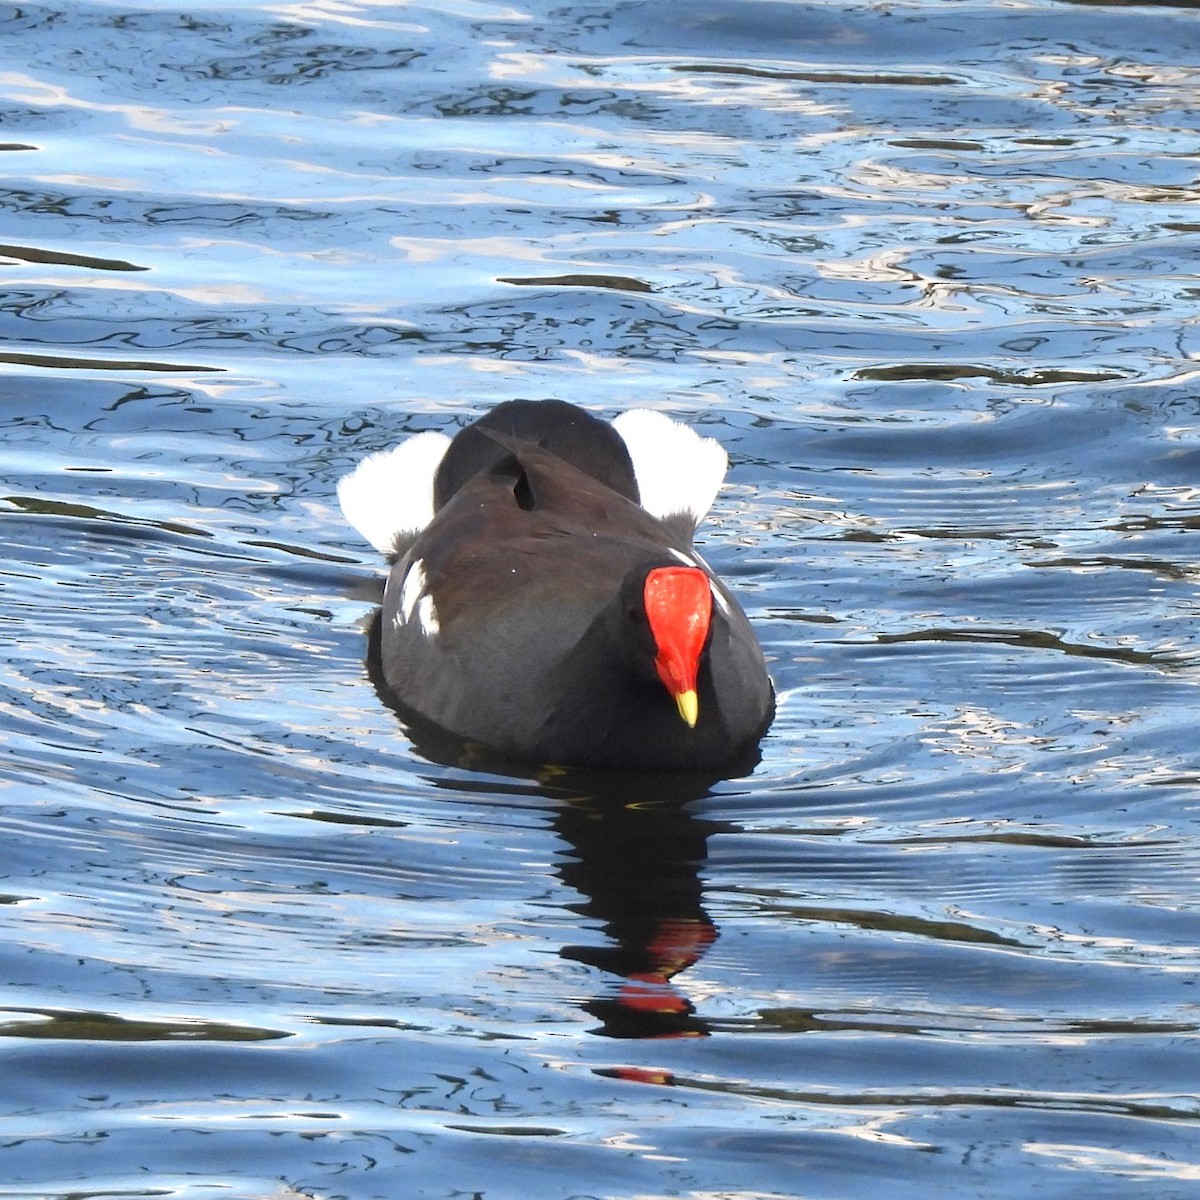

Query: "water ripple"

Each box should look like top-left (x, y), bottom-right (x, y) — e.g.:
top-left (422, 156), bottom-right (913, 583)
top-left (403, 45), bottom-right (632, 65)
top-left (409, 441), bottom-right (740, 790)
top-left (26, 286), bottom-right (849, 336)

top-left (3, 1), bottom-right (1200, 1197)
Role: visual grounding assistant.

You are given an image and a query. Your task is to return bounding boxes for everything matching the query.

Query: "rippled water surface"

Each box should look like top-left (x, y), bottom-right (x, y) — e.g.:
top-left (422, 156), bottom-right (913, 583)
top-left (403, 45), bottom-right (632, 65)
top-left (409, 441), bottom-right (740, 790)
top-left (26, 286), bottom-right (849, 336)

top-left (3, 0), bottom-right (1200, 1196)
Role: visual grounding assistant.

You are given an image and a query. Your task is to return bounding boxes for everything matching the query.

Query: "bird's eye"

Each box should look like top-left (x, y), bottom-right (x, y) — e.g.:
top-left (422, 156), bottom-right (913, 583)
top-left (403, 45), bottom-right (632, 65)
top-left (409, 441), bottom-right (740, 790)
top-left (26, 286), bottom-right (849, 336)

top-left (626, 605), bottom-right (644, 624)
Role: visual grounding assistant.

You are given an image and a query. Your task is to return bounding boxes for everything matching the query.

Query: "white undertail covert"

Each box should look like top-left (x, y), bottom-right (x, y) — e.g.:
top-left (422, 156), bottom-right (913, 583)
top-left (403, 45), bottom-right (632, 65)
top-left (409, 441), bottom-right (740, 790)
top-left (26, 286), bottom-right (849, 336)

top-left (612, 409), bottom-right (728, 526)
top-left (336, 430), bottom-right (451, 555)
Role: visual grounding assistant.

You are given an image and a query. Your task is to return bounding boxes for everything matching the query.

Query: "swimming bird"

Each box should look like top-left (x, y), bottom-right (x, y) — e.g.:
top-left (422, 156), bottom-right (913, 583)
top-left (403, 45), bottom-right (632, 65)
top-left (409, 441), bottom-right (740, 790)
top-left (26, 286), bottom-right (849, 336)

top-left (337, 399), bottom-right (773, 772)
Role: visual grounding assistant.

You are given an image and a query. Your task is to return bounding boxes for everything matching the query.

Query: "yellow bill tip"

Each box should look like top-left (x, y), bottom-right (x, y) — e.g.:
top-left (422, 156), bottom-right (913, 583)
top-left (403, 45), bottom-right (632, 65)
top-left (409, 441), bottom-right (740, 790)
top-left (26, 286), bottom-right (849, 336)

top-left (675, 689), bottom-right (699, 728)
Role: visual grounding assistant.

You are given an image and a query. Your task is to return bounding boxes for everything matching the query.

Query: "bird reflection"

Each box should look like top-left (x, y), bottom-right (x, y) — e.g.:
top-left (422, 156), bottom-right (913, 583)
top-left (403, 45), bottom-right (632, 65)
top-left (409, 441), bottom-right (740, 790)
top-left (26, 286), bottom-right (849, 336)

top-left (554, 783), bottom-right (726, 1038)
top-left (366, 610), bottom-right (732, 1038)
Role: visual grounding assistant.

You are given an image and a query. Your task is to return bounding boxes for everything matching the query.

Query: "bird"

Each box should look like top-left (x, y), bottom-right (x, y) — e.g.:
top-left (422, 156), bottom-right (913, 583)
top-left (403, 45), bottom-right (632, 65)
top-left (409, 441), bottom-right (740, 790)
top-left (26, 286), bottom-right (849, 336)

top-left (337, 399), bottom-right (774, 772)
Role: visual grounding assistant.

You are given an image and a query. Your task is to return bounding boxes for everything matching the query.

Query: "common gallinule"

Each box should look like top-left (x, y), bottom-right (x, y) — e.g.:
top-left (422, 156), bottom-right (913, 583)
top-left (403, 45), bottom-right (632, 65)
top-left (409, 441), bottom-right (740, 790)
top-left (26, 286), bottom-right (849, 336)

top-left (338, 400), bottom-right (774, 771)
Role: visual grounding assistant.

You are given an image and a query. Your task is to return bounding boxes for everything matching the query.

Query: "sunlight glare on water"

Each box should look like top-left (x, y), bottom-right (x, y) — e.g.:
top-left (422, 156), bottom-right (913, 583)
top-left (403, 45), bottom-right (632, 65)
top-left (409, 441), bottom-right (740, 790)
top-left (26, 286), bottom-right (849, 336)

top-left (2, 0), bottom-right (1200, 1197)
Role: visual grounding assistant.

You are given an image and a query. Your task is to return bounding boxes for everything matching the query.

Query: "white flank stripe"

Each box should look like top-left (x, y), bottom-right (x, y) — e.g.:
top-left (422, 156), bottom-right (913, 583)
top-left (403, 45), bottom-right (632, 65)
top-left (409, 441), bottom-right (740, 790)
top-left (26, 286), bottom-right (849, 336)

top-left (612, 409), bottom-right (728, 525)
top-left (666, 544), bottom-right (730, 615)
top-left (711, 582), bottom-right (733, 618)
top-left (399, 558), bottom-right (427, 622)
top-left (416, 593), bottom-right (440, 638)
top-left (337, 430), bottom-right (452, 555)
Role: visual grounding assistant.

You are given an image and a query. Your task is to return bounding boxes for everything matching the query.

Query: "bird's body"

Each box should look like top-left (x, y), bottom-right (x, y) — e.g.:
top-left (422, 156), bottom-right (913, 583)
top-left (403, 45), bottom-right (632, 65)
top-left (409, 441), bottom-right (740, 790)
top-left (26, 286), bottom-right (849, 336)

top-left (338, 400), bottom-right (773, 772)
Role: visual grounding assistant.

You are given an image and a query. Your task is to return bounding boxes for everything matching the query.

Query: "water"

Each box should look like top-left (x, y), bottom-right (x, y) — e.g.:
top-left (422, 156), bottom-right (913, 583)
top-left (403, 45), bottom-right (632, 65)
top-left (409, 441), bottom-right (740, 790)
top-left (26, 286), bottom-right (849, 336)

top-left (2, 0), bottom-right (1200, 1196)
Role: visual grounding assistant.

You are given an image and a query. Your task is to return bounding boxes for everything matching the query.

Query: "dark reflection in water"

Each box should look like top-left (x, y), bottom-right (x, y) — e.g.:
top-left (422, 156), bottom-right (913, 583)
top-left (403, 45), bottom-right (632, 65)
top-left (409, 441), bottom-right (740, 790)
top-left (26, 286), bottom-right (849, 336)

top-left (555, 788), bottom-right (725, 1040)
top-left (366, 610), bottom-right (725, 1039)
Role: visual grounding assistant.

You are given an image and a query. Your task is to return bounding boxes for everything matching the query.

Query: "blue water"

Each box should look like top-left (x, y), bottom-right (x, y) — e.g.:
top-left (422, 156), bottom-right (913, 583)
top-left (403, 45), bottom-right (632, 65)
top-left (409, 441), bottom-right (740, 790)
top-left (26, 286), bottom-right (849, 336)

top-left (3, 1), bottom-right (1200, 1197)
